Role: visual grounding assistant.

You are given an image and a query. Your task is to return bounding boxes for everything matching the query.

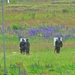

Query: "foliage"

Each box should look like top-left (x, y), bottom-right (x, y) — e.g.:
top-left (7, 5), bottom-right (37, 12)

top-left (0, 1), bottom-right (75, 75)
top-left (10, 0), bottom-right (16, 4)
top-left (12, 23), bottom-right (22, 30)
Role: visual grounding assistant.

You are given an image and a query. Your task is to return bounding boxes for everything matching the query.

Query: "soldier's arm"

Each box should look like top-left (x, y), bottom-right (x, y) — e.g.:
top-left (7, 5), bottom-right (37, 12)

top-left (28, 42), bottom-right (30, 46)
top-left (20, 42), bottom-right (22, 47)
top-left (61, 41), bottom-right (63, 47)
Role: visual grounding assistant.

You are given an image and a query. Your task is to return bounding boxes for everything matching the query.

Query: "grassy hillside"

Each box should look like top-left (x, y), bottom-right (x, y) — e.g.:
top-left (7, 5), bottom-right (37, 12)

top-left (0, 1), bottom-right (75, 28)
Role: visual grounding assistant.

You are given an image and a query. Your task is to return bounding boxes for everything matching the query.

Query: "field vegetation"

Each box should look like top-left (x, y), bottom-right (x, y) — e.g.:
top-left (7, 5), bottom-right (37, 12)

top-left (0, 0), bottom-right (75, 27)
top-left (0, 0), bottom-right (75, 75)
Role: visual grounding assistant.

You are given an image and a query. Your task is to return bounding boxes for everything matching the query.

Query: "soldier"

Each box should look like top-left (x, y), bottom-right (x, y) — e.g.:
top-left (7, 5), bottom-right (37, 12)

top-left (25, 39), bottom-right (30, 55)
top-left (55, 37), bottom-right (63, 53)
top-left (20, 39), bottom-right (25, 54)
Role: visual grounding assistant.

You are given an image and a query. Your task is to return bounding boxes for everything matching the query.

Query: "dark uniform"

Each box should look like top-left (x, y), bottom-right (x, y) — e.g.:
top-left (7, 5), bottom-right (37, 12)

top-left (55, 38), bottom-right (63, 53)
top-left (20, 39), bottom-right (25, 54)
top-left (25, 39), bottom-right (30, 55)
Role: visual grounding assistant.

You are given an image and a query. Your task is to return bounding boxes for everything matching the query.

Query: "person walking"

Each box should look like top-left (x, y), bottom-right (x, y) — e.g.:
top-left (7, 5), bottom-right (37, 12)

top-left (25, 39), bottom-right (30, 55)
top-left (55, 37), bottom-right (63, 53)
top-left (20, 39), bottom-right (26, 54)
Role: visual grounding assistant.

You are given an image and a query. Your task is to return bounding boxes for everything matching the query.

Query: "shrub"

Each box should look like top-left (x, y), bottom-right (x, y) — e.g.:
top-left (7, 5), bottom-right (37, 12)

top-left (12, 23), bottom-right (22, 30)
top-left (10, 0), bottom-right (16, 3)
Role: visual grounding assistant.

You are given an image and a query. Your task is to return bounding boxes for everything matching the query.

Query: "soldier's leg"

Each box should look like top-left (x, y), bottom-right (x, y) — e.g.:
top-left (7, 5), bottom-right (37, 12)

top-left (27, 48), bottom-right (29, 54)
top-left (26, 50), bottom-right (28, 55)
top-left (26, 49), bottom-right (29, 55)
top-left (55, 47), bottom-right (58, 53)
top-left (54, 47), bottom-right (56, 53)
top-left (27, 50), bottom-right (29, 54)
top-left (27, 47), bottom-right (30, 54)
top-left (25, 48), bottom-right (27, 55)
top-left (57, 48), bottom-right (60, 53)
top-left (22, 49), bottom-right (25, 54)
top-left (20, 49), bottom-right (22, 54)
top-left (59, 48), bottom-right (60, 53)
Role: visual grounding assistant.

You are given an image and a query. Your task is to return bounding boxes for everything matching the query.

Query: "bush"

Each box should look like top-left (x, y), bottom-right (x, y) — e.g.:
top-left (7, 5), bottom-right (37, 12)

top-left (62, 9), bottom-right (69, 13)
top-left (12, 24), bottom-right (22, 30)
top-left (10, 0), bottom-right (16, 3)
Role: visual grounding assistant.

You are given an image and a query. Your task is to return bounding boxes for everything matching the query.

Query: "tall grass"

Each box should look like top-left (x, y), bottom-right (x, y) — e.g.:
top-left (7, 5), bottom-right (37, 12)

top-left (0, 1), bottom-right (75, 74)
top-left (0, 45), bottom-right (75, 75)
top-left (0, 1), bottom-right (75, 27)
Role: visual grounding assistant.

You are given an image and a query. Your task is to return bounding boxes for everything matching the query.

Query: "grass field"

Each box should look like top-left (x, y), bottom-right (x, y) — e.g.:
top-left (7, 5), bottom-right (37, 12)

top-left (0, 35), bottom-right (75, 75)
top-left (0, 0), bottom-right (75, 75)
top-left (0, 0), bottom-right (75, 27)
top-left (0, 48), bottom-right (75, 75)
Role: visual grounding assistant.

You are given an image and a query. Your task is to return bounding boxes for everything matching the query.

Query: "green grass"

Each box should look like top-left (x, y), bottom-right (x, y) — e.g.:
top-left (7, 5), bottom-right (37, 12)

top-left (0, 48), bottom-right (75, 75)
top-left (0, 35), bottom-right (75, 75)
top-left (0, 1), bottom-right (75, 74)
top-left (0, 1), bottom-right (75, 27)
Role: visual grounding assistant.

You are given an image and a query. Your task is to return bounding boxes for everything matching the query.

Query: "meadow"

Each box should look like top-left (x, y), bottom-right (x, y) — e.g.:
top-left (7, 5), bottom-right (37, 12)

top-left (0, 0), bottom-right (75, 27)
top-left (0, 35), bottom-right (75, 75)
top-left (0, 0), bottom-right (75, 75)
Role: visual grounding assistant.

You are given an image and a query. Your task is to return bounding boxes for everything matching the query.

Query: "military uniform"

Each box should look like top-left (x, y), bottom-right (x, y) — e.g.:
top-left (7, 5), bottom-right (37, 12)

top-left (20, 39), bottom-right (25, 54)
top-left (25, 39), bottom-right (30, 55)
top-left (55, 38), bottom-right (63, 53)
